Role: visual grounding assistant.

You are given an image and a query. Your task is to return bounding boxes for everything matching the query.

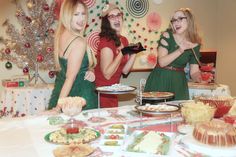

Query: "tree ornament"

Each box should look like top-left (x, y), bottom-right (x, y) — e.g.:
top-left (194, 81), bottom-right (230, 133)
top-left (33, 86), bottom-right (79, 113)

top-left (48, 71), bottom-right (55, 78)
top-left (46, 47), bottom-right (53, 53)
top-left (5, 62), bottom-right (12, 69)
top-left (36, 54), bottom-right (44, 62)
top-left (48, 28), bottom-right (54, 34)
top-left (24, 43), bottom-right (31, 48)
top-left (25, 16), bottom-right (32, 23)
top-left (5, 48), bottom-right (11, 54)
top-left (43, 3), bottom-right (50, 11)
top-left (23, 67), bottom-right (29, 74)
top-left (27, 2), bottom-right (33, 9)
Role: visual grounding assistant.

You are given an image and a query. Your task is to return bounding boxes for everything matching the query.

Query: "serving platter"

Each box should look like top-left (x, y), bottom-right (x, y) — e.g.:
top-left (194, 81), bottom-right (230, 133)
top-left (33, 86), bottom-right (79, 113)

top-left (96, 84), bottom-right (136, 94)
top-left (44, 127), bottom-right (100, 145)
top-left (181, 134), bottom-right (236, 157)
top-left (123, 130), bottom-right (174, 155)
top-left (137, 91), bottom-right (174, 100)
top-left (135, 103), bottom-right (180, 115)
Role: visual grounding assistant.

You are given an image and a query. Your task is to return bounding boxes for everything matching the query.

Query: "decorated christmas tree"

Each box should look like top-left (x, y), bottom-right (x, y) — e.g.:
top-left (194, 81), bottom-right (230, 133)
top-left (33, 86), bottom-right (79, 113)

top-left (0, 0), bottom-right (57, 83)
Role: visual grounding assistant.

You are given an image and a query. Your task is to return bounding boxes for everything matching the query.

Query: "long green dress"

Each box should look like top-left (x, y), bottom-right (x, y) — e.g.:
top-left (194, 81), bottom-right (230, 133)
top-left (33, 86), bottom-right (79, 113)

top-left (48, 52), bottom-right (98, 110)
top-left (144, 29), bottom-right (201, 100)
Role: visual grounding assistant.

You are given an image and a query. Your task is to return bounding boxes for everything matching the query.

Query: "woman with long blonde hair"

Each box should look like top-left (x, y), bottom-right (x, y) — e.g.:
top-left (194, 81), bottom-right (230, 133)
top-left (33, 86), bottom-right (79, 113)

top-left (48, 0), bottom-right (97, 110)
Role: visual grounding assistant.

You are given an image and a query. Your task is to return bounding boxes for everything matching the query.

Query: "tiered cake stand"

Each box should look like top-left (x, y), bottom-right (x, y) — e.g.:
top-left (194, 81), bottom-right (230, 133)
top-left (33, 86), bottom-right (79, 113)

top-left (135, 79), bottom-right (179, 131)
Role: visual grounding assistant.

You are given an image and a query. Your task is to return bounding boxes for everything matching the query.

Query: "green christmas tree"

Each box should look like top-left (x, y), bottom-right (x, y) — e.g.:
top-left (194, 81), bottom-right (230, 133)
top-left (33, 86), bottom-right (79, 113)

top-left (0, 0), bottom-right (56, 83)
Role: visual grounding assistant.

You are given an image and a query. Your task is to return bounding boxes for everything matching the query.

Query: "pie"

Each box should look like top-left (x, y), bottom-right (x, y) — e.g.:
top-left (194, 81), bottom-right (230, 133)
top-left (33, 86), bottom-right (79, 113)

top-left (53, 144), bottom-right (94, 157)
top-left (141, 92), bottom-right (174, 98)
top-left (136, 104), bottom-right (179, 112)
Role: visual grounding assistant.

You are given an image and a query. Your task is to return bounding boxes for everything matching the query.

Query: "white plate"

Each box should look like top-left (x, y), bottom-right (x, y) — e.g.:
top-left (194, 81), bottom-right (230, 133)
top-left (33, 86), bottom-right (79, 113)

top-left (181, 134), bottom-right (236, 157)
top-left (177, 124), bottom-right (193, 135)
top-left (123, 130), bottom-right (175, 155)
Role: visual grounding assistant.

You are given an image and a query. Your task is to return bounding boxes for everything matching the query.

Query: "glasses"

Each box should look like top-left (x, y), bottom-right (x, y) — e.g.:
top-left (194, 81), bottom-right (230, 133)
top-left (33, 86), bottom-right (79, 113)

top-left (170, 17), bottom-right (187, 24)
top-left (108, 12), bottom-right (123, 20)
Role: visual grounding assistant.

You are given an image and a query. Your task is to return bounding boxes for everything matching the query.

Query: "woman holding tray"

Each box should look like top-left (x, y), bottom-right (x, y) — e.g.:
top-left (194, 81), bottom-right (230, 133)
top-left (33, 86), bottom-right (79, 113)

top-left (95, 3), bottom-right (145, 108)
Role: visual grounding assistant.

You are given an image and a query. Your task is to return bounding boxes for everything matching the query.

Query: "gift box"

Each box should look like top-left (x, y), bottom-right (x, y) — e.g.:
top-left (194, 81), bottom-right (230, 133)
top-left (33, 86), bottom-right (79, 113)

top-left (2, 80), bottom-right (19, 87)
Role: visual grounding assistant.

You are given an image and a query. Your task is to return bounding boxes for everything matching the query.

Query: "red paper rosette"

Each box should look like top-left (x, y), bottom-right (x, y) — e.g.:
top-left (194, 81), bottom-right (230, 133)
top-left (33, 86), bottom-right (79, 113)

top-left (147, 53), bottom-right (157, 65)
top-left (87, 31), bottom-right (100, 54)
top-left (147, 12), bottom-right (161, 31)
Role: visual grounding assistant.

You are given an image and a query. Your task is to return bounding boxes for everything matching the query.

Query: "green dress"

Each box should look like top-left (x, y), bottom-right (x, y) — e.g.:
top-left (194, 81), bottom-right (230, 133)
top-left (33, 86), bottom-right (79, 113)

top-left (48, 52), bottom-right (98, 110)
top-left (144, 30), bottom-right (201, 100)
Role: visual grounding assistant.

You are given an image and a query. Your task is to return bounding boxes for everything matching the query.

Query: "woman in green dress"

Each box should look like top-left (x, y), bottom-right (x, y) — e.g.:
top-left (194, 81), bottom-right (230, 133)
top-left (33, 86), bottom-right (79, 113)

top-left (48, 0), bottom-right (97, 110)
top-left (145, 8), bottom-right (203, 100)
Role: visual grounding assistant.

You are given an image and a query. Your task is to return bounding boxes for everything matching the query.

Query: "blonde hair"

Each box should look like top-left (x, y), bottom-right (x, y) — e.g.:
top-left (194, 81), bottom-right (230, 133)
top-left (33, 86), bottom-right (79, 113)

top-left (54, 0), bottom-right (96, 71)
top-left (170, 8), bottom-right (202, 44)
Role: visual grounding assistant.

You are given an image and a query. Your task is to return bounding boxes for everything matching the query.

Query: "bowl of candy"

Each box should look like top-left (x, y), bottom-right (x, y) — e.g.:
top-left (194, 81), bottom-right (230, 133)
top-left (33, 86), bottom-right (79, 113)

top-left (181, 101), bottom-right (216, 124)
top-left (194, 96), bottom-right (235, 118)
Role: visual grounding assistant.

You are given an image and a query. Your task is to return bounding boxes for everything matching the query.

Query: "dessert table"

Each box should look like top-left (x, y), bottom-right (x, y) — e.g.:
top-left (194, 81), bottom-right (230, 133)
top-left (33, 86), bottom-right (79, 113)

top-left (1, 104), bottom-right (230, 157)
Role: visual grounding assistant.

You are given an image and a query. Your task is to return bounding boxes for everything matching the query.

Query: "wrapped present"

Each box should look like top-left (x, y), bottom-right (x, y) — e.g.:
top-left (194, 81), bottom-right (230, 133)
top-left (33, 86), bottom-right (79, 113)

top-left (2, 80), bottom-right (19, 87)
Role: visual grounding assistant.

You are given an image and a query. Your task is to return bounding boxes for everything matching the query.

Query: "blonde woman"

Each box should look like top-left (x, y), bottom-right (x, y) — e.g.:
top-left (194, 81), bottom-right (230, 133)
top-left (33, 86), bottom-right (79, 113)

top-left (48, 0), bottom-right (97, 110)
top-left (145, 8), bottom-right (204, 100)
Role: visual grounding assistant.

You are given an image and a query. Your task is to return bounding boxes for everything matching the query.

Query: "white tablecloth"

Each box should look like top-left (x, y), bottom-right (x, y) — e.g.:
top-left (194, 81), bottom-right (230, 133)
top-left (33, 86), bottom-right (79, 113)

top-left (0, 105), bottom-right (184, 157)
top-left (0, 84), bottom-right (53, 117)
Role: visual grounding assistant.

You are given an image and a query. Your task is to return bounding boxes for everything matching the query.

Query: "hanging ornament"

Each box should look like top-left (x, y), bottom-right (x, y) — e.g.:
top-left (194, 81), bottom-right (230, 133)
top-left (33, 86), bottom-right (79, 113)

top-left (25, 16), bottom-right (32, 23)
top-left (46, 47), bottom-right (53, 53)
top-left (27, 2), bottom-right (33, 9)
top-left (153, 0), bottom-right (163, 5)
top-left (48, 71), bottom-right (55, 78)
top-left (126, 0), bottom-right (149, 18)
top-left (36, 54), bottom-right (44, 62)
top-left (147, 53), bottom-right (157, 66)
top-left (5, 48), bottom-right (11, 54)
top-left (48, 28), bottom-right (54, 34)
top-left (87, 31), bottom-right (100, 55)
top-left (24, 43), bottom-right (31, 48)
top-left (5, 62), bottom-right (12, 69)
top-left (83, 0), bottom-right (96, 8)
top-left (147, 12), bottom-right (161, 31)
top-left (43, 3), bottom-right (50, 11)
top-left (23, 67), bottom-right (29, 74)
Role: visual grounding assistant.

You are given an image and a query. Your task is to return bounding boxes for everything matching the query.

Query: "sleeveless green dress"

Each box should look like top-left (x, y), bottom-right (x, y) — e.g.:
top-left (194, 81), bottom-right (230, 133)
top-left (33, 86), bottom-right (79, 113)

top-left (48, 51), bottom-right (98, 110)
top-left (144, 30), bottom-right (201, 100)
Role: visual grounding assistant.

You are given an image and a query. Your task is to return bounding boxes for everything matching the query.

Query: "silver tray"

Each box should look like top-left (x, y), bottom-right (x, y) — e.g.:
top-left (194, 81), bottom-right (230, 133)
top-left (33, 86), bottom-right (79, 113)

top-left (136, 91), bottom-right (174, 101)
top-left (135, 103), bottom-right (180, 115)
top-left (96, 86), bottom-right (136, 94)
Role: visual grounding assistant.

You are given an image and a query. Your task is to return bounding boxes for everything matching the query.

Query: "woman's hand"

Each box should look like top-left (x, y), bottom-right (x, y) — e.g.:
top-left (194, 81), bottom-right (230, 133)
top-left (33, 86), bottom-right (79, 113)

top-left (84, 70), bottom-right (95, 82)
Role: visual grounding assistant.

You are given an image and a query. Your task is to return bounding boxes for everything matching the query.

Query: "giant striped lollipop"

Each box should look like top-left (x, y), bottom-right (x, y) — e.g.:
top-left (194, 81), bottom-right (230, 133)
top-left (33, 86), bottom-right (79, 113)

top-left (126, 0), bottom-right (149, 18)
top-left (87, 31), bottom-right (100, 54)
top-left (83, 0), bottom-right (96, 8)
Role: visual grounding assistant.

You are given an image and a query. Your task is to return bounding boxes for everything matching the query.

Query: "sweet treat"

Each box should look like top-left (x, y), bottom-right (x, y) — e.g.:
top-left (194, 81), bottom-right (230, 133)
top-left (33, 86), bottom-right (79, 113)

top-left (181, 101), bottom-right (216, 124)
top-left (53, 144), bottom-right (94, 157)
top-left (137, 104), bottom-right (179, 112)
top-left (193, 120), bottom-right (236, 147)
top-left (141, 91), bottom-right (174, 98)
top-left (47, 128), bottom-right (100, 144)
top-left (96, 84), bottom-right (135, 92)
top-left (196, 96), bottom-right (234, 118)
top-left (127, 131), bottom-right (170, 155)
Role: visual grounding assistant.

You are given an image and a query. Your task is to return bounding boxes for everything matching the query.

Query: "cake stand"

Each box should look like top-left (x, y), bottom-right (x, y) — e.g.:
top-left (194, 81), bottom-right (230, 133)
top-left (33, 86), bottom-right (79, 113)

top-left (135, 79), bottom-right (177, 131)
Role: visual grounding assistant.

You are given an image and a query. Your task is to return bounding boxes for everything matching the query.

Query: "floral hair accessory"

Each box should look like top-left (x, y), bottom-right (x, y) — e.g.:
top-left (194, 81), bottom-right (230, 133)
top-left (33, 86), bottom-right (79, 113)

top-left (101, 3), bottom-right (119, 17)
